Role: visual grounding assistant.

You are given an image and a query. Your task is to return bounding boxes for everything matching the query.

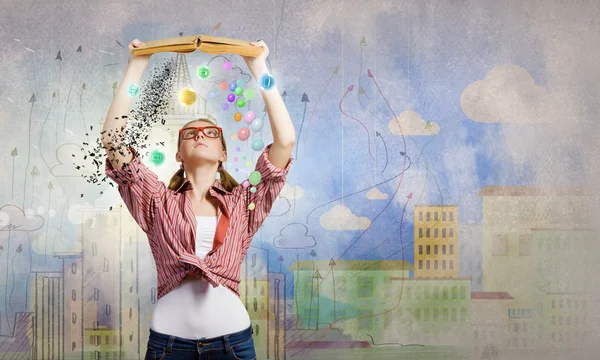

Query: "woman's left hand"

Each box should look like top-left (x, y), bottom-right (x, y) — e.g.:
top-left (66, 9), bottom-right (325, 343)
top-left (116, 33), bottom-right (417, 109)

top-left (242, 40), bottom-right (269, 76)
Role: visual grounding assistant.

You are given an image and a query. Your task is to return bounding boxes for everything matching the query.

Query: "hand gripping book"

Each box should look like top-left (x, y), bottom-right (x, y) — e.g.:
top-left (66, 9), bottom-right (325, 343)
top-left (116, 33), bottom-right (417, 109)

top-left (132, 34), bottom-right (263, 57)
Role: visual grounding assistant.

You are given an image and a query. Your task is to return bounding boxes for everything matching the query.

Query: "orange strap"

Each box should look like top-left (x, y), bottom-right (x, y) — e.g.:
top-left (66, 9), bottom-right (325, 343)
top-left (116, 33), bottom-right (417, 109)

top-left (212, 205), bottom-right (230, 252)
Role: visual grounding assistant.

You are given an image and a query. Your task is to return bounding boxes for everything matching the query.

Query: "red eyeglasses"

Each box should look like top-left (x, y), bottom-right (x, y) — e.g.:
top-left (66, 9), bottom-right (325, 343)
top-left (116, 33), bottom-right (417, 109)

top-left (179, 126), bottom-right (222, 140)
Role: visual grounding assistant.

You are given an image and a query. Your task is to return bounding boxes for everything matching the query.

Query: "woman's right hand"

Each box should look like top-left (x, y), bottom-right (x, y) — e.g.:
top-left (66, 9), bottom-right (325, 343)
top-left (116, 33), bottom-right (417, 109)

top-left (128, 39), bottom-right (151, 65)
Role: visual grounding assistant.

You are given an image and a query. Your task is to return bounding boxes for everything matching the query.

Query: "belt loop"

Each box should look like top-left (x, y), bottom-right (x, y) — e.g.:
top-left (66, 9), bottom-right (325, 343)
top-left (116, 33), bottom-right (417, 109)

top-left (166, 335), bottom-right (175, 355)
top-left (223, 334), bottom-right (231, 353)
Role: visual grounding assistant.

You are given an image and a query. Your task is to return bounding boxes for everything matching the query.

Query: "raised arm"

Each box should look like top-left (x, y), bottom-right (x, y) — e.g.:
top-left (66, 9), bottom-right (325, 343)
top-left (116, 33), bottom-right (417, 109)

top-left (101, 39), bottom-right (151, 168)
top-left (241, 41), bottom-right (295, 236)
top-left (101, 40), bottom-right (166, 234)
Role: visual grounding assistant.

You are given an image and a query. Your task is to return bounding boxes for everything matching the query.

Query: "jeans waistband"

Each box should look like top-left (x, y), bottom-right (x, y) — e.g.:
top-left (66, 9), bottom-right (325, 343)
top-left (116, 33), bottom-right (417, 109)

top-left (148, 323), bottom-right (253, 351)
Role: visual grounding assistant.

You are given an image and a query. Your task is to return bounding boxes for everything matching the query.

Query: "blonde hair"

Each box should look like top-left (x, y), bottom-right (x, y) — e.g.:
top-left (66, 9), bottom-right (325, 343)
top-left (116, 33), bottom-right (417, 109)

top-left (167, 118), bottom-right (240, 192)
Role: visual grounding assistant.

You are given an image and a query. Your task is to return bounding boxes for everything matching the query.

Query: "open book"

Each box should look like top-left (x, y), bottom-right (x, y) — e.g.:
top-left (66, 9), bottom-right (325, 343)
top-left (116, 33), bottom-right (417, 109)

top-left (132, 34), bottom-right (263, 57)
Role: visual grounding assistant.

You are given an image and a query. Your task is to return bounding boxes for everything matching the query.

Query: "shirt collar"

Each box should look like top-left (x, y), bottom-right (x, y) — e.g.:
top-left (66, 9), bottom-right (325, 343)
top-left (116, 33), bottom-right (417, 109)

top-left (175, 178), bottom-right (232, 195)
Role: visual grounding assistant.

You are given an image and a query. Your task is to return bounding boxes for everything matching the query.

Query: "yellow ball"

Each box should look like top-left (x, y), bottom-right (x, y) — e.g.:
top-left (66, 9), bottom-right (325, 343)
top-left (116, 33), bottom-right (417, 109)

top-left (234, 112), bottom-right (243, 122)
top-left (178, 88), bottom-right (197, 106)
top-left (246, 161), bottom-right (253, 167)
top-left (248, 202), bottom-right (255, 210)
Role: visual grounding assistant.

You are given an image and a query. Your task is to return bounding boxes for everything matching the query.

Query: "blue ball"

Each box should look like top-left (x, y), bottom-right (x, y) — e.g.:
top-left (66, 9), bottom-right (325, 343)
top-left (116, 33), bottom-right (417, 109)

top-left (251, 139), bottom-right (265, 151)
top-left (229, 82), bottom-right (237, 92)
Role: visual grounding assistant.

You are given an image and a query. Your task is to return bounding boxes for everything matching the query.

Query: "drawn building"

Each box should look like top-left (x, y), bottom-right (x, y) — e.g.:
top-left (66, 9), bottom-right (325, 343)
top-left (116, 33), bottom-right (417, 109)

top-left (478, 186), bottom-right (593, 350)
top-left (414, 205), bottom-right (459, 278)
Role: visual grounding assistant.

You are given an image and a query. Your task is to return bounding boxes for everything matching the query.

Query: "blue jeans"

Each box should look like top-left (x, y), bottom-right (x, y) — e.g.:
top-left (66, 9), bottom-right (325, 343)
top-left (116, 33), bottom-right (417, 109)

top-left (145, 324), bottom-right (256, 360)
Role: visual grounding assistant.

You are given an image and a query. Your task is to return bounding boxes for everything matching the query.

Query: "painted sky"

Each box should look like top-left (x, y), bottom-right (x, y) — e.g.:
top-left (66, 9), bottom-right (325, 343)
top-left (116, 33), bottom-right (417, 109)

top-left (0, 0), bottom-right (598, 303)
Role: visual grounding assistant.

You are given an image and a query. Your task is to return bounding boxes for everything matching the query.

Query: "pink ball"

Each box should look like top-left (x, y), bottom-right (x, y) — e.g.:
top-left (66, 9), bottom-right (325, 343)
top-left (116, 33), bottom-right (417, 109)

top-left (219, 81), bottom-right (228, 91)
top-left (223, 61), bottom-right (232, 70)
top-left (238, 127), bottom-right (250, 141)
top-left (243, 110), bottom-right (256, 124)
top-left (242, 180), bottom-right (250, 188)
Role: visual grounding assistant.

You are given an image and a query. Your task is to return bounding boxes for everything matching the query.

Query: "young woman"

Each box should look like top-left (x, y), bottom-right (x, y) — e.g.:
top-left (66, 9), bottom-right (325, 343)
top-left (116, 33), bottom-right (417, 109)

top-left (102, 38), bottom-right (295, 360)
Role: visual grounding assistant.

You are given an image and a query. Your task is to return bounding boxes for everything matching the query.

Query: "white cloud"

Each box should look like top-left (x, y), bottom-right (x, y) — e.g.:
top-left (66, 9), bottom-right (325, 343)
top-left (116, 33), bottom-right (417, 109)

top-left (388, 110), bottom-right (440, 136)
top-left (278, 183), bottom-right (304, 200)
top-left (320, 204), bottom-right (371, 230)
top-left (366, 187), bottom-right (388, 200)
top-left (461, 64), bottom-right (565, 124)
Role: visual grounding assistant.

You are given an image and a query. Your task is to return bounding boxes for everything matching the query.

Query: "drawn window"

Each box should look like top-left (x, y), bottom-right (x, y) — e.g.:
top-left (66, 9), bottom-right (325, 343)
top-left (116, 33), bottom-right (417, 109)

top-left (434, 228), bottom-right (439, 238)
top-left (426, 228), bottom-right (430, 237)
top-left (419, 228), bottom-right (423, 238)
top-left (419, 245), bottom-right (423, 255)
top-left (357, 308), bottom-right (373, 330)
top-left (426, 212), bottom-right (431, 221)
top-left (357, 276), bottom-right (373, 298)
top-left (442, 228), bottom-right (446, 238)
top-left (449, 211), bottom-right (454, 221)
top-left (419, 212), bottom-right (423, 221)
top-left (426, 245), bottom-right (431, 255)
top-left (442, 212), bottom-right (446, 221)
top-left (434, 212), bottom-right (439, 221)
top-left (493, 235), bottom-right (509, 256)
top-left (519, 234), bottom-right (532, 256)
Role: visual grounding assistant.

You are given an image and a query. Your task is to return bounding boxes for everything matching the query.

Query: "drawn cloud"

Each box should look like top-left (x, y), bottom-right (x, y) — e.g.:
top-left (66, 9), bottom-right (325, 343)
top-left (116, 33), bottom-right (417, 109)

top-left (388, 109), bottom-right (440, 136)
top-left (278, 183), bottom-right (304, 200)
top-left (461, 64), bottom-right (558, 124)
top-left (366, 187), bottom-right (389, 200)
top-left (273, 223), bottom-right (316, 249)
top-left (0, 204), bottom-right (44, 231)
top-left (320, 204), bottom-right (371, 230)
top-left (51, 143), bottom-right (95, 177)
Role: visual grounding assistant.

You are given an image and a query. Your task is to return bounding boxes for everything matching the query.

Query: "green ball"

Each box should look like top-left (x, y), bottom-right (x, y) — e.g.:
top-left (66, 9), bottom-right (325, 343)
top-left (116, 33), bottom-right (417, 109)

top-left (250, 187), bottom-right (257, 193)
top-left (149, 149), bottom-right (165, 166)
top-left (248, 171), bottom-right (262, 185)
top-left (237, 99), bottom-right (246, 107)
top-left (234, 86), bottom-right (243, 96)
top-left (243, 88), bottom-right (256, 100)
top-left (196, 66), bottom-right (210, 80)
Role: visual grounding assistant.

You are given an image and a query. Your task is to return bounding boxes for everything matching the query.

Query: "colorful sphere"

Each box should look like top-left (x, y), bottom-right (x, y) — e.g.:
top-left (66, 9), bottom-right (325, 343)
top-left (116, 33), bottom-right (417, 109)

top-left (248, 171), bottom-right (262, 185)
top-left (229, 82), bottom-right (237, 92)
top-left (236, 99), bottom-right (246, 108)
top-left (248, 202), bottom-right (255, 210)
top-left (236, 79), bottom-right (245, 87)
top-left (219, 81), bottom-right (229, 91)
top-left (251, 139), bottom-right (264, 151)
top-left (178, 88), bottom-right (197, 106)
top-left (234, 86), bottom-right (243, 96)
top-left (259, 73), bottom-right (275, 90)
top-left (222, 103), bottom-right (230, 110)
top-left (250, 187), bottom-right (257, 193)
top-left (223, 61), bottom-right (232, 70)
top-left (127, 84), bottom-right (140, 97)
top-left (250, 119), bottom-right (264, 132)
top-left (227, 93), bottom-right (236, 102)
top-left (149, 149), bottom-right (165, 166)
top-left (196, 66), bottom-right (210, 79)
top-left (243, 110), bottom-right (256, 124)
top-left (238, 127), bottom-right (250, 141)
top-left (243, 88), bottom-right (257, 100)
top-left (234, 112), bottom-right (243, 122)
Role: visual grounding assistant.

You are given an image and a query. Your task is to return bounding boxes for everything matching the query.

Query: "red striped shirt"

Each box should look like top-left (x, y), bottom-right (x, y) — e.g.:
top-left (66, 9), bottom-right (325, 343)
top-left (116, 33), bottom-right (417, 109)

top-left (105, 143), bottom-right (293, 300)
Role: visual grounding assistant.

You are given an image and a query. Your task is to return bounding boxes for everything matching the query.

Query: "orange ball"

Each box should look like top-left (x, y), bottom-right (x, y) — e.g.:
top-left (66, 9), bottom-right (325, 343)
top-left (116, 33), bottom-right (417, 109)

top-left (234, 112), bottom-right (243, 122)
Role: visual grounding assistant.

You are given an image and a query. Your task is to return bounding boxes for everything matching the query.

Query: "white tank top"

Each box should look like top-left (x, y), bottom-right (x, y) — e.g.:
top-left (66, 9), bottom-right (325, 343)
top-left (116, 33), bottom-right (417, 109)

top-left (150, 216), bottom-right (251, 339)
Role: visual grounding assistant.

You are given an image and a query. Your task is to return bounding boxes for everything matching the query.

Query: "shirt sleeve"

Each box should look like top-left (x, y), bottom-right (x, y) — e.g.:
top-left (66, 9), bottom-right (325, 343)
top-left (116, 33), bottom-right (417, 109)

top-left (242, 143), bottom-right (293, 238)
top-left (104, 145), bottom-right (166, 234)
